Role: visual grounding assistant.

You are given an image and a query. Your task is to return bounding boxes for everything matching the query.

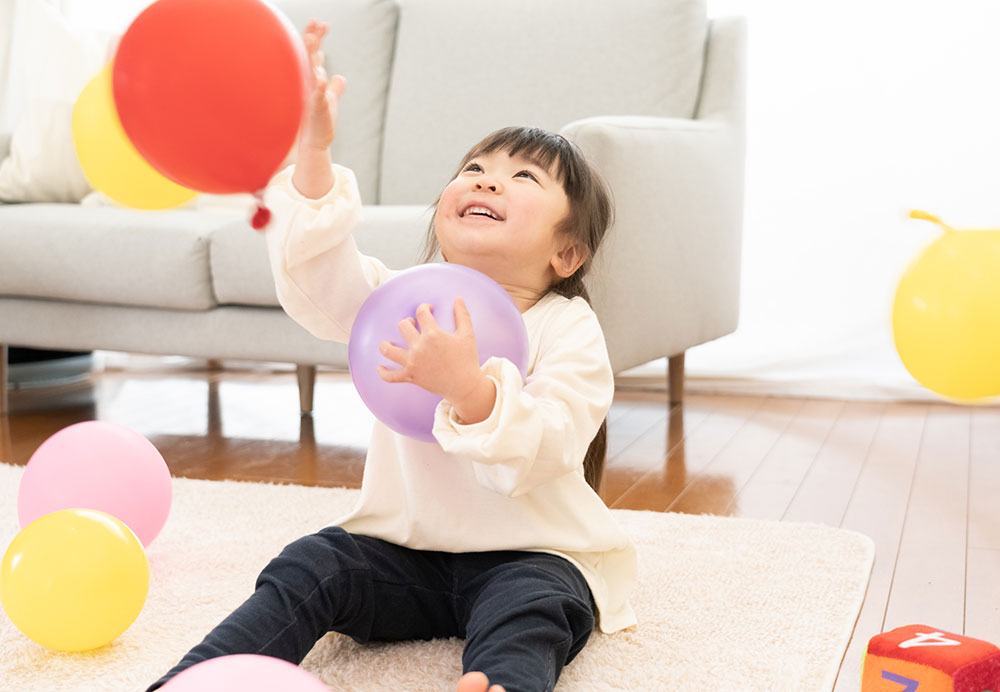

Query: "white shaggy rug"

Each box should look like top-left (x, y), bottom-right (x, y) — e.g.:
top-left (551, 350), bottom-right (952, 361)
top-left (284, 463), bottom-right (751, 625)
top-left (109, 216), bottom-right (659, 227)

top-left (0, 463), bottom-right (874, 692)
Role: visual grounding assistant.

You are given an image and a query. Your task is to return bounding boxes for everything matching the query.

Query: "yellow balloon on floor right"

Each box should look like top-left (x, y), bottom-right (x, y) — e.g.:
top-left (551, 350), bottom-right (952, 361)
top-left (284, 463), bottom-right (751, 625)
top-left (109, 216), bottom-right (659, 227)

top-left (72, 61), bottom-right (196, 210)
top-left (0, 508), bottom-right (149, 652)
top-left (892, 211), bottom-right (1000, 401)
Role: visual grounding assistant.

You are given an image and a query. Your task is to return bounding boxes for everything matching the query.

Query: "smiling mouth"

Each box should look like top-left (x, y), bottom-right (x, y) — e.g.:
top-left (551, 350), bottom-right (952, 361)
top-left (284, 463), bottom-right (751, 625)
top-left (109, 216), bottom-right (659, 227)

top-left (460, 205), bottom-right (504, 221)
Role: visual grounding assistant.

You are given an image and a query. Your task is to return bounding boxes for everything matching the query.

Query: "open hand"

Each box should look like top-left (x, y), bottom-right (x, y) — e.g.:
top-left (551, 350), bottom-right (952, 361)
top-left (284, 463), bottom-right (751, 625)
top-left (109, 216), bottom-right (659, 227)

top-left (298, 19), bottom-right (347, 152)
top-left (377, 299), bottom-right (484, 405)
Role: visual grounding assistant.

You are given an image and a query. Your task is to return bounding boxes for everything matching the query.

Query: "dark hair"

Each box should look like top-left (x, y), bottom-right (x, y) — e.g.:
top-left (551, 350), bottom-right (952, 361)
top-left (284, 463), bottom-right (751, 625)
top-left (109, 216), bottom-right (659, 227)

top-left (422, 127), bottom-right (614, 493)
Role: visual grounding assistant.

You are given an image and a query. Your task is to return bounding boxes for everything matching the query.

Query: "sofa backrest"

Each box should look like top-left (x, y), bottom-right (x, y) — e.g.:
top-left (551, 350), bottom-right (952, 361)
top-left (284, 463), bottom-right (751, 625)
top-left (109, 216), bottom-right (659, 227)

top-left (378, 0), bottom-right (708, 204)
top-left (277, 0), bottom-right (399, 205)
top-left (277, 0), bottom-right (708, 206)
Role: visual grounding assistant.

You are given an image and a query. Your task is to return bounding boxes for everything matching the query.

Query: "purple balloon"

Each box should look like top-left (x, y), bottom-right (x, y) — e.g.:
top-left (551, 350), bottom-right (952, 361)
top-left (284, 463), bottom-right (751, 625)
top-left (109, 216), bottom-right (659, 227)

top-left (348, 263), bottom-right (529, 442)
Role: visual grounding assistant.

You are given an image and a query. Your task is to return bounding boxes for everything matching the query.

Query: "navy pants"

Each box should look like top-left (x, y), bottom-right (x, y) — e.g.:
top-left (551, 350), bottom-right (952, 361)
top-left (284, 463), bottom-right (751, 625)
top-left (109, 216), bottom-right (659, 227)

top-left (147, 527), bottom-right (595, 692)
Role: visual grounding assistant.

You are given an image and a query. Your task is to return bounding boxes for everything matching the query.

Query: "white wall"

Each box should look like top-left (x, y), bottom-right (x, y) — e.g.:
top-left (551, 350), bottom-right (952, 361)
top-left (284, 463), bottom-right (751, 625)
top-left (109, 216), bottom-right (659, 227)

top-left (59, 0), bottom-right (148, 31)
top-left (653, 0), bottom-right (1000, 399)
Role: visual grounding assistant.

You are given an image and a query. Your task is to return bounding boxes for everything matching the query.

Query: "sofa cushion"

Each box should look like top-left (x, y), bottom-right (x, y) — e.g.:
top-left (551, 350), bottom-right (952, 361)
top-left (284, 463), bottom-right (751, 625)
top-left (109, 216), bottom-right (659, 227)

top-left (274, 0), bottom-right (399, 205)
top-left (0, 204), bottom-right (224, 310)
top-left (379, 0), bottom-right (708, 204)
top-left (210, 204), bottom-right (434, 307)
top-left (208, 221), bottom-right (277, 307)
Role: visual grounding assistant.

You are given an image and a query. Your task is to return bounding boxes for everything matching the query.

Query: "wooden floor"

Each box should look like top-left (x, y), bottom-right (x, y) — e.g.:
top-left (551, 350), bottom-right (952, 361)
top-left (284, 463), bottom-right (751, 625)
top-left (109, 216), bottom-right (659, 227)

top-left (2, 356), bottom-right (999, 691)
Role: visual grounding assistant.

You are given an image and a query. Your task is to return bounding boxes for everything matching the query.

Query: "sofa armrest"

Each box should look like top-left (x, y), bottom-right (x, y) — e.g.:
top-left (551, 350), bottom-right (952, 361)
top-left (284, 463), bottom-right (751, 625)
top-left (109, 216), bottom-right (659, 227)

top-left (559, 17), bottom-right (747, 373)
top-left (695, 16), bottom-right (748, 126)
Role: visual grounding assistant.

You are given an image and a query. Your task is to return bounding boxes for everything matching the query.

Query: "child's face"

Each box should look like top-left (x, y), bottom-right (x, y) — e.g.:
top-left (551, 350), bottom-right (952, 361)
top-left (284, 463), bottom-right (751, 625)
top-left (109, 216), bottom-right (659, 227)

top-left (434, 150), bottom-right (579, 299)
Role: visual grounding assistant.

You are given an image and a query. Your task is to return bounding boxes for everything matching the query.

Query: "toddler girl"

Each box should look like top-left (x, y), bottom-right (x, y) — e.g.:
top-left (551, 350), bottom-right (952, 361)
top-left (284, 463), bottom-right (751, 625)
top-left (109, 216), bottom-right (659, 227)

top-left (148, 20), bottom-right (636, 692)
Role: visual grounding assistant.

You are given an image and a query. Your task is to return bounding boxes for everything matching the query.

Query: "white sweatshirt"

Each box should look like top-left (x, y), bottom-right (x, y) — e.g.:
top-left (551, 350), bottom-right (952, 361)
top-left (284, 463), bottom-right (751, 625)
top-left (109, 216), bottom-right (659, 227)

top-left (263, 165), bottom-right (638, 633)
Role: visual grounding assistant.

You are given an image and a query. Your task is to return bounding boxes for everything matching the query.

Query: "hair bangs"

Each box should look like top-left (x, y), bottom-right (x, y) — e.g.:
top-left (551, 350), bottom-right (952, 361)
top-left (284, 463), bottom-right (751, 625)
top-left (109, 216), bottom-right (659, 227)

top-left (464, 127), bottom-right (579, 190)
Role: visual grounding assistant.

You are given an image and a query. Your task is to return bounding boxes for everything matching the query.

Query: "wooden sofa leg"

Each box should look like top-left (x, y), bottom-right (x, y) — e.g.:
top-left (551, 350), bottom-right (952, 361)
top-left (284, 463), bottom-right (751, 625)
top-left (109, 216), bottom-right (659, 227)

top-left (296, 364), bottom-right (316, 415)
top-left (668, 352), bottom-right (685, 407)
top-left (0, 345), bottom-right (8, 417)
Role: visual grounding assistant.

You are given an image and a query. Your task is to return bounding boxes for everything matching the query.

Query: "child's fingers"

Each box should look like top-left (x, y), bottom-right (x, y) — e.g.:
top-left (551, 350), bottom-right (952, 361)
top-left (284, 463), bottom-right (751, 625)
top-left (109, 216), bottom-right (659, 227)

top-left (453, 297), bottom-right (473, 334)
top-left (327, 74), bottom-right (347, 98)
top-left (377, 364), bottom-right (406, 383)
top-left (311, 47), bottom-right (325, 70)
top-left (379, 340), bottom-right (408, 365)
top-left (303, 30), bottom-right (320, 57)
top-left (309, 74), bottom-right (329, 111)
top-left (414, 303), bottom-right (437, 332)
top-left (303, 32), bottom-right (326, 89)
top-left (303, 22), bottom-right (327, 70)
top-left (396, 317), bottom-right (420, 345)
top-left (313, 62), bottom-right (329, 89)
top-left (304, 19), bottom-right (327, 41)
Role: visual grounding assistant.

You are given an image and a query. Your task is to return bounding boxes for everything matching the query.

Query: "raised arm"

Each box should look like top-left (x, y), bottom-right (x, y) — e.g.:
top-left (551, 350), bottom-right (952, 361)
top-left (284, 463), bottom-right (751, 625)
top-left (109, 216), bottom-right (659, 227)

top-left (263, 19), bottom-right (391, 343)
top-left (291, 19), bottom-right (346, 199)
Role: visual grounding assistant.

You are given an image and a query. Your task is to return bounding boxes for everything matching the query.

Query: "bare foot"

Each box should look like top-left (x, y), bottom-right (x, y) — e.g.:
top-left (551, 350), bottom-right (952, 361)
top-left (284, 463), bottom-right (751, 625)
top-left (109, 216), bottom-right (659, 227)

top-left (456, 671), bottom-right (506, 692)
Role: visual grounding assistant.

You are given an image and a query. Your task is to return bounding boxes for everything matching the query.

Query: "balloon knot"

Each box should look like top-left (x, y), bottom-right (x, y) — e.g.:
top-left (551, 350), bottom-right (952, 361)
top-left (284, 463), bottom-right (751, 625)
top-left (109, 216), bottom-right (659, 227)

top-left (250, 198), bottom-right (271, 231)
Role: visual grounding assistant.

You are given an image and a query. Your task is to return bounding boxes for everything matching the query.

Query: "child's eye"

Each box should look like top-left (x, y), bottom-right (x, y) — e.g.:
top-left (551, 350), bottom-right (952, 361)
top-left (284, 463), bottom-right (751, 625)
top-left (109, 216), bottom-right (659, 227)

top-left (515, 170), bottom-right (538, 181)
top-left (463, 163), bottom-right (483, 173)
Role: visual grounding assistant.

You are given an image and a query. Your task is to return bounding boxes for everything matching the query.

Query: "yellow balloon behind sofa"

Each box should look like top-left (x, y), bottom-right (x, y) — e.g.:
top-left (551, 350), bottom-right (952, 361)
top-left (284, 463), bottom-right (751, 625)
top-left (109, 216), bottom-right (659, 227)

top-left (72, 61), bottom-right (196, 210)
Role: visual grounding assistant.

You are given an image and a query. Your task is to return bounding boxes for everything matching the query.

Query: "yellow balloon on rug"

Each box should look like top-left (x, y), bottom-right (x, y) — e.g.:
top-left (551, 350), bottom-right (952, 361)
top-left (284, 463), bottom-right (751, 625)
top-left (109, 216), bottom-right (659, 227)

top-left (0, 508), bottom-right (149, 652)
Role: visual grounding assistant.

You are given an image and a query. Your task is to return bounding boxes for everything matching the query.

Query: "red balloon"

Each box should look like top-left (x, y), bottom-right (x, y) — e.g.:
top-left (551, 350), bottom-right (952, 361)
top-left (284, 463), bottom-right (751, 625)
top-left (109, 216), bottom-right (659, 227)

top-left (112, 0), bottom-right (308, 194)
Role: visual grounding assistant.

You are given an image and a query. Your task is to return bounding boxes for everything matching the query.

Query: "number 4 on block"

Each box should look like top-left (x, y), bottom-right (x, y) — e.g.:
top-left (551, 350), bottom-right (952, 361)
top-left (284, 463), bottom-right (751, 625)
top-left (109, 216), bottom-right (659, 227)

top-left (861, 624), bottom-right (1000, 692)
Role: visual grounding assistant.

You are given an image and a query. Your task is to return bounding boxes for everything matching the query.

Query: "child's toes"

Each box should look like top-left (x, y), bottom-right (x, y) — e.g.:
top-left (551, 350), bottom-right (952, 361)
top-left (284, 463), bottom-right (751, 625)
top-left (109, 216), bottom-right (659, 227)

top-left (456, 672), bottom-right (489, 692)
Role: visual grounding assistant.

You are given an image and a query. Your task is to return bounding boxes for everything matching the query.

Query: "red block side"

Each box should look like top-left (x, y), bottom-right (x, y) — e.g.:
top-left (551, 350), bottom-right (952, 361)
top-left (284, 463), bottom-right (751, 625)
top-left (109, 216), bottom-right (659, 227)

top-left (954, 650), bottom-right (1000, 692)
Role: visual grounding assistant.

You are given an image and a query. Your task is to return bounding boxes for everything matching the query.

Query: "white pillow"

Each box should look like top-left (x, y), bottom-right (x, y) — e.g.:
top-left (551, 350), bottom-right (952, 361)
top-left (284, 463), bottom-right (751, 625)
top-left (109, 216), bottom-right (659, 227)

top-left (0, 99), bottom-right (92, 203)
top-left (0, 0), bottom-right (110, 203)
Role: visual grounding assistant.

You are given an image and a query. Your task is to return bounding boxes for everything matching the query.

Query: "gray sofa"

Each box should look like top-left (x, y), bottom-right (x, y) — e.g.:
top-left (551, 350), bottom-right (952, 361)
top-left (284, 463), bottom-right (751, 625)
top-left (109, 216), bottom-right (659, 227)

top-left (0, 0), bottom-right (746, 416)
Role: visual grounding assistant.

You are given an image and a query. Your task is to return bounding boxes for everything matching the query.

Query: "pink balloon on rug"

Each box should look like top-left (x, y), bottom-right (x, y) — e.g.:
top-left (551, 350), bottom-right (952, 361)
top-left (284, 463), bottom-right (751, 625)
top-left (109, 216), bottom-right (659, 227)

top-left (160, 654), bottom-right (329, 691)
top-left (17, 421), bottom-right (172, 547)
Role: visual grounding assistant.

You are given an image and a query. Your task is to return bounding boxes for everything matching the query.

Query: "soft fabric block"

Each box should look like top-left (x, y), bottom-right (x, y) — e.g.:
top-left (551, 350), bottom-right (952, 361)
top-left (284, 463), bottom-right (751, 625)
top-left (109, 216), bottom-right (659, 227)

top-left (862, 625), bottom-right (1000, 692)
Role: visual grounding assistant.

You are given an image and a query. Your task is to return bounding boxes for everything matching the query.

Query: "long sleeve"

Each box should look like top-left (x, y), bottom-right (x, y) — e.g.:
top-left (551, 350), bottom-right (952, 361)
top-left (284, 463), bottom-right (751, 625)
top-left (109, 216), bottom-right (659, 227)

top-left (432, 296), bottom-right (614, 497)
top-left (263, 164), bottom-right (394, 343)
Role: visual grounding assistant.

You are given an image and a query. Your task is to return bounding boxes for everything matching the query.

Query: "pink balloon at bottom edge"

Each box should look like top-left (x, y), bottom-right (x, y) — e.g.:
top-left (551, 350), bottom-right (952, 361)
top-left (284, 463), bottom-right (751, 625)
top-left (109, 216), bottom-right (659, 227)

top-left (348, 263), bottom-right (529, 443)
top-left (17, 420), bottom-right (172, 547)
top-left (160, 654), bottom-right (329, 691)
